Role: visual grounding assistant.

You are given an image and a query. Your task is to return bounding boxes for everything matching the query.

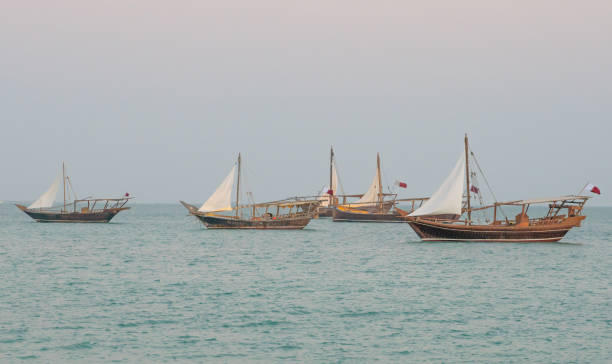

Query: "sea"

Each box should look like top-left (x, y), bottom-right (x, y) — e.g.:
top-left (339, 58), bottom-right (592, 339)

top-left (0, 203), bottom-right (610, 362)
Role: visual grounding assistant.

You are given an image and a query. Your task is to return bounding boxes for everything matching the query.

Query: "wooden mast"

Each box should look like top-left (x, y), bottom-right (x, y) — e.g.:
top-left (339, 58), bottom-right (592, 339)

top-left (329, 146), bottom-right (334, 206)
top-left (63, 161), bottom-right (66, 213)
top-left (235, 153), bottom-right (241, 218)
top-left (465, 134), bottom-right (471, 224)
top-left (377, 153), bottom-right (383, 210)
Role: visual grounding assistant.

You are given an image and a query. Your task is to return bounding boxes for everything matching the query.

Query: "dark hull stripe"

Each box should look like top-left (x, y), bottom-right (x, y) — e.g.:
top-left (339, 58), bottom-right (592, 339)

top-left (35, 219), bottom-right (113, 223)
top-left (205, 226), bottom-right (307, 230)
top-left (420, 237), bottom-right (563, 242)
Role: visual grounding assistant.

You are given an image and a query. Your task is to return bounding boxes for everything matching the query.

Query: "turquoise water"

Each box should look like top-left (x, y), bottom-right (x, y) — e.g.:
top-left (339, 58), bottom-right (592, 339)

top-left (1, 203), bottom-right (610, 362)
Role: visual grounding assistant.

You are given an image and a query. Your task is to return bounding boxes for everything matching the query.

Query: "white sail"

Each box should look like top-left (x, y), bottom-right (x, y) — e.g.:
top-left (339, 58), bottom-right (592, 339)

top-left (352, 167), bottom-right (381, 205)
top-left (28, 174), bottom-right (61, 209)
top-left (410, 153), bottom-right (465, 217)
top-left (319, 159), bottom-right (344, 207)
top-left (331, 161), bottom-right (344, 195)
top-left (199, 165), bottom-right (236, 212)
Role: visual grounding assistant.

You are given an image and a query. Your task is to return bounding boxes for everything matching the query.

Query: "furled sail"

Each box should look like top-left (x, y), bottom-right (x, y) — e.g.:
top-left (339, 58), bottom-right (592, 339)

top-left (199, 165), bottom-right (236, 212)
top-left (410, 154), bottom-right (465, 217)
top-left (28, 174), bottom-right (61, 209)
top-left (352, 167), bottom-right (381, 205)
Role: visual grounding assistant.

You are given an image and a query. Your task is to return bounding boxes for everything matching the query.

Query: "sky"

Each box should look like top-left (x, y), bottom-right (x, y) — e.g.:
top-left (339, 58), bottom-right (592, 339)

top-left (1, 0), bottom-right (611, 205)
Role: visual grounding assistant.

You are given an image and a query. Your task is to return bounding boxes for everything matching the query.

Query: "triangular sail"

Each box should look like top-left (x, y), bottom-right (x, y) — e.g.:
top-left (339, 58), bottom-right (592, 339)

top-left (352, 167), bottom-right (381, 205)
top-left (319, 155), bottom-right (344, 207)
top-left (28, 174), bottom-right (61, 209)
top-left (409, 153), bottom-right (465, 217)
top-left (199, 165), bottom-right (236, 212)
top-left (331, 161), bottom-right (343, 195)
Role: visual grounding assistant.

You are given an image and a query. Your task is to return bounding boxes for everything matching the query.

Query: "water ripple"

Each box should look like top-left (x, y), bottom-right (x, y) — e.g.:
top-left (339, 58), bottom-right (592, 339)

top-left (0, 204), bottom-right (610, 362)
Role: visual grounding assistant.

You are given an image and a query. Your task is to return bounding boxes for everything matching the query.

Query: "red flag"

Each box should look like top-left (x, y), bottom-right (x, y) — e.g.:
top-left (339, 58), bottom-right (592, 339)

top-left (327, 189), bottom-right (334, 195)
top-left (395, 181), bottom-right (407, 188)
top-left (585, 184), bottom-right (601, 195)
top-left (470, 185), bottom-right (479, 194)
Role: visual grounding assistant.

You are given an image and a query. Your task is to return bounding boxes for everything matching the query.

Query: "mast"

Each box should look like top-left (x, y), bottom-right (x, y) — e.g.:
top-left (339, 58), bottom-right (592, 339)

top-left (329, 146), bottom-right (334, 206)
top-left (235, 153), bottom-right (241, 218)
top-left (465, 134), bottom-right (471, 224)
top-left (377, 153), bottom-right (383, 210)
top-left (63, 161), bottom-right (66, 212)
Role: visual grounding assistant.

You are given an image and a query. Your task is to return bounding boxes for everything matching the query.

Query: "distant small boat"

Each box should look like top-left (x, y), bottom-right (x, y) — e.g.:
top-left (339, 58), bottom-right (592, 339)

top-left (181, 153), bottom-right (320, 229)
top-left (332, 153), bottom-right (427, 222)
top-left (316, 147), bottom-right (339, 217)
top-left (316, 146), bottom-right (351, 217)
top-left (405, 135), bottom-right (590, 242)
top-left (16, 162), bottom-right (132, 223)
top-left (316, 147), bottom-right (393, 218)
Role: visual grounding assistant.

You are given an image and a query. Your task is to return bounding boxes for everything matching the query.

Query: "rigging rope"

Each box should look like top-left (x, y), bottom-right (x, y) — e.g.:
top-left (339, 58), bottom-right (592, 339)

top-left (467, 163), bottom-right (488, 223)
top-left (469, 148), bottom-right (507, 220)
top-left (239, 156), bottom-right (257, 216)
top-left (66, 176), bottom-right (78, 201)
top-left (379, 157), bottom-right (397, 197)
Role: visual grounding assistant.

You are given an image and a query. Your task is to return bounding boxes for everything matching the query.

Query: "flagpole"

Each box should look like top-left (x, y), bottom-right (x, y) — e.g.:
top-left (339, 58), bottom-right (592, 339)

top-left (465, 134), bottom-right (471, 224)
top-left (235, 153), bottom-right (241, 218)
top-left (63, 162), bottom-right (66, 213)
top-left (329, 146), bottom-right (334, 206)
top-left (377, 153), bottom-right (383, 211)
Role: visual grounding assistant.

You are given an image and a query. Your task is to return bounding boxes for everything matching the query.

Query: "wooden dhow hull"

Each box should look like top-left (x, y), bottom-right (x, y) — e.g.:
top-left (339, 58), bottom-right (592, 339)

top-left (319, 201), bottom-right (394, 218)
top-left (405, 216), bottom-right (586, 242)
top-left (332, 207), bottom-right (406, 223)
top-left (195, 214), bottom-right (312, 230)
top-left (16, 204), bottom-right (129, 223)
top-left (317, 206), bottom-right (335, 218)
top-left (180, 201), bottom-right (316, 230)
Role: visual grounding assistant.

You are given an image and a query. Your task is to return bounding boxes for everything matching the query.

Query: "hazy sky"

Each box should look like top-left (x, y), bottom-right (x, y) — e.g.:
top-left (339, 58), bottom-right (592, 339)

top-left (1, 0), bottom-right (610, 205)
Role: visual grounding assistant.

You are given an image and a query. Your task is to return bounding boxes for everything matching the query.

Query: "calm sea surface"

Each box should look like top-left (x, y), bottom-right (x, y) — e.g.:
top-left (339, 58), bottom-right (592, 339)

top-left (0, 203), bottom-right (610, 362)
